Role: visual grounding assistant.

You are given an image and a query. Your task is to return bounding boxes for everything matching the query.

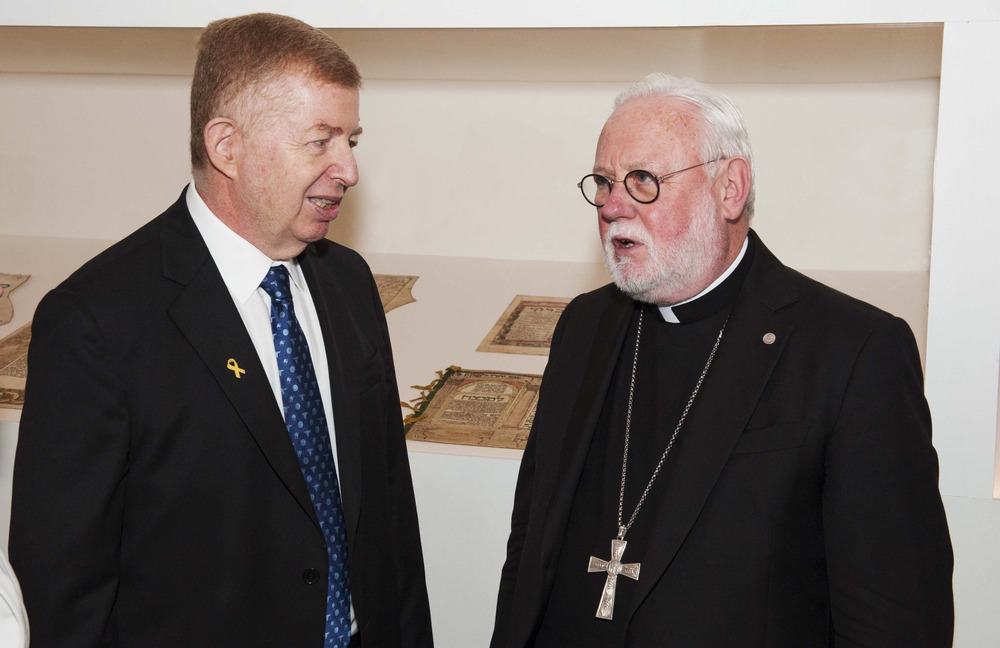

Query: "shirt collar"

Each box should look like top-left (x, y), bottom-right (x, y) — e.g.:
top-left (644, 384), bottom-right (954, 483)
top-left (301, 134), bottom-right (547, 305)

top-left (185, 180), bottom-right (305, 304)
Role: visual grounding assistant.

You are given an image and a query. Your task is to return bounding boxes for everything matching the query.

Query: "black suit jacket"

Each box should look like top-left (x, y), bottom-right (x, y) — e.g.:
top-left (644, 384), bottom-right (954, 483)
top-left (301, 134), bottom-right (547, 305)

top-left (492, 231), bottom-right (953, 647)
top-left (10, 190), bottom-right (433, 647)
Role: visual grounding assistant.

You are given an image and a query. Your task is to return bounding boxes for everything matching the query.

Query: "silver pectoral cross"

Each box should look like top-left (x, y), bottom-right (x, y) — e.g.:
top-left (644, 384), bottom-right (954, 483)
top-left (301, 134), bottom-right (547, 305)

top-left (587, 529), bottom-right (641, 620)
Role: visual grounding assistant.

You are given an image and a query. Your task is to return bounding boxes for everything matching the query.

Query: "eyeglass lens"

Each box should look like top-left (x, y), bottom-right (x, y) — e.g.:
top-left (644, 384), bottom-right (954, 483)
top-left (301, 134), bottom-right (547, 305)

top-left (579, 170), bottom-right (660, 207)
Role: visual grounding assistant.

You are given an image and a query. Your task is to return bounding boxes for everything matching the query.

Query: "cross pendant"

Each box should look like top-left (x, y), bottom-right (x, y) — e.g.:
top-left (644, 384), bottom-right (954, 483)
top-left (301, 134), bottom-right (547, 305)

top-left (587, 531), bottom-right (641, 620)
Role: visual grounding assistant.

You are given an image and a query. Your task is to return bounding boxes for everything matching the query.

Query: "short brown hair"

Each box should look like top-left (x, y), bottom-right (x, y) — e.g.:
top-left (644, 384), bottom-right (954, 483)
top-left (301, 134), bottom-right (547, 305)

top-left (189, 13), bottom-right (362, 169)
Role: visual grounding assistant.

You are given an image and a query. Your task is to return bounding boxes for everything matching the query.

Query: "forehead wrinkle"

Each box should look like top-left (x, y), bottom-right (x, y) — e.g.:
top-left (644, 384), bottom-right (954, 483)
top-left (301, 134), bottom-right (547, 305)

top-left (594, 158), bottom-right (661, 178)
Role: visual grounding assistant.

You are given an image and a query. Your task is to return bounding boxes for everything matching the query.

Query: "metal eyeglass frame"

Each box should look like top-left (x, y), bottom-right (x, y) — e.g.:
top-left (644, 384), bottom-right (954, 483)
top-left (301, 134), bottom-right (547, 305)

top-left (577, 157), bottom-right (726, 207)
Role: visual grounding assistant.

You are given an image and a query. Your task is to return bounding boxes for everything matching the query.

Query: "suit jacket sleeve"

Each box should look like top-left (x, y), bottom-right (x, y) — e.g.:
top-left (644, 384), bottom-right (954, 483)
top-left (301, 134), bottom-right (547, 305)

top-left (10, 287), bottom-right (129, 646)
top-left (822, 315), bottom-right (954, 646)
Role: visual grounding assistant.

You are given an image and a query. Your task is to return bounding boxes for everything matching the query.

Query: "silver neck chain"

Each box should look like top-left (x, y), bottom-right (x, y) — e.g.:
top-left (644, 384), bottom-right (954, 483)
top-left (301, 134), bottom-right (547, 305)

top-left (616, 307), bottom-right (729, 541)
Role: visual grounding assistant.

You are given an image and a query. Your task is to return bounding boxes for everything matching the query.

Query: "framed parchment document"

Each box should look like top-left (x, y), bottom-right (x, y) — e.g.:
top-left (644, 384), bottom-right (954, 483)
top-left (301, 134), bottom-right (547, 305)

top-left (403, 367), bottom-right (540, 450)
top-left (477, 295), bottom-right (569, 356)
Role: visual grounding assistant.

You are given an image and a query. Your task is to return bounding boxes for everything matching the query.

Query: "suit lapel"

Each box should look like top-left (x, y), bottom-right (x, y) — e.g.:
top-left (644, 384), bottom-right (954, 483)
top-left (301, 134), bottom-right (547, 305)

top-left (540, 290), bottom-right (634, 566)
top-left (160, 197), bottom-right (319, 528)
top-left (298, 250), bottom-right (366, 547)
top-left (622, 234), bottom-right (801, 623)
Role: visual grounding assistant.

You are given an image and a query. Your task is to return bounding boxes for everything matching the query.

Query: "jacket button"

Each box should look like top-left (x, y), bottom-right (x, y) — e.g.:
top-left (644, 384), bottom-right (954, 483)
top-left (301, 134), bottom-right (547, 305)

top-left (303, 568), bottom-right (321, 585)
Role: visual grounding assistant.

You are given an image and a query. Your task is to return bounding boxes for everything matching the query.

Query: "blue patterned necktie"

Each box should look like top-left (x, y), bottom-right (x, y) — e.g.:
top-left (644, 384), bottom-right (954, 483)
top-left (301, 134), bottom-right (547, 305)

top-left (260, 265), bottom-right (351, 648)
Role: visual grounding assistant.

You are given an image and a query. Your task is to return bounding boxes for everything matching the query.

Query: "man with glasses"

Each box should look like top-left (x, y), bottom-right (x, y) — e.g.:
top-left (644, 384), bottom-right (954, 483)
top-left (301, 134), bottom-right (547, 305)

top-left (491, 74), bottom-right (953, 647)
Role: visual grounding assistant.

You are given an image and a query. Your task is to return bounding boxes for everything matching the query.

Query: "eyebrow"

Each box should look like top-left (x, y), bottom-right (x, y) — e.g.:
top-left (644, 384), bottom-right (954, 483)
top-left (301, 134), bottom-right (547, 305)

top-left (310, 122), bottom-right (363, 137)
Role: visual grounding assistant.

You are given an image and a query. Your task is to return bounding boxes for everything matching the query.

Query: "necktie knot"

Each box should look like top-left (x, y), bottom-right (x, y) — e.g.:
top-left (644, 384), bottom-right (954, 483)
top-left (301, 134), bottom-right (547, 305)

top-left (261, 265), bottom-right (292, 303)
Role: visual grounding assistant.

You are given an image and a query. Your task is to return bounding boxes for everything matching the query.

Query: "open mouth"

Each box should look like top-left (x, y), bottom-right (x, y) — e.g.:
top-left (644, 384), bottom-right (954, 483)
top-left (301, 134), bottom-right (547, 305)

top-left (309, 197), bottom-right (339, 209)
top-left (617, 238), bottom-right (637, 248)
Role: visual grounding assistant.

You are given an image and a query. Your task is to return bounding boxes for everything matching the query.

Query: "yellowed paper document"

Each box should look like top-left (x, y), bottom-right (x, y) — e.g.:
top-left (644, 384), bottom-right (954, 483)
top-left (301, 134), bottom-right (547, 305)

top-left (374, 274), bottom-right (418, 313)
top-left (404, 367), bottom-right (541, 450)
top-left (0, 272), bottom-right (29, 326)
top-left (477, 295), bottom-right (570, 356)
top-left (0, 322), bottom-right (30, 411)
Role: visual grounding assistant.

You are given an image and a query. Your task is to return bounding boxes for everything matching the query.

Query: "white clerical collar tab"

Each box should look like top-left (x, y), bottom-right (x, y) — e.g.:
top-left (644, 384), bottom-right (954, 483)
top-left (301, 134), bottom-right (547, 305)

top-left (658, 305), bottom-right (681, 323)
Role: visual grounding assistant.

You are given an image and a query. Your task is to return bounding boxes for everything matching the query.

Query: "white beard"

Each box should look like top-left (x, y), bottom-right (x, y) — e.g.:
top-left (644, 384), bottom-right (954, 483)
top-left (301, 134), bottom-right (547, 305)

top-left (602, 192), bottom-right (726, 305)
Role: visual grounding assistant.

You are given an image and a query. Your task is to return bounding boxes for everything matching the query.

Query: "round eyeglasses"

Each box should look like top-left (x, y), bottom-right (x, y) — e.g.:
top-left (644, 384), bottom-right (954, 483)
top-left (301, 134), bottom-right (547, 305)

top-left (577, 158), bottom-right (725, 207)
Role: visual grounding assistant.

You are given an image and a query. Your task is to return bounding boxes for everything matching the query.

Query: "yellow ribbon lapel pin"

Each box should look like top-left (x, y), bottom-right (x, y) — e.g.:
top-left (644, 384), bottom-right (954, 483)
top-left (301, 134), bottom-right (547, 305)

top-left (227, 358), bottom-right (247, 379)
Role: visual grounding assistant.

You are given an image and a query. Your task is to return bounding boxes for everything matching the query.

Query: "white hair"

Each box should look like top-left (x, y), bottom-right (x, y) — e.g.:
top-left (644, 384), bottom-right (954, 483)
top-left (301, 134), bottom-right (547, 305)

top-left (613, 73), bottom-right (756, 220)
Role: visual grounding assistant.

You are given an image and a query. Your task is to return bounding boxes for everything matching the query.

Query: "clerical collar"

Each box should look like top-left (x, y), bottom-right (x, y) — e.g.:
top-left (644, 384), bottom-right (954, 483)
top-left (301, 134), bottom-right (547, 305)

top-left (657, 235), bottom-right (753, 324)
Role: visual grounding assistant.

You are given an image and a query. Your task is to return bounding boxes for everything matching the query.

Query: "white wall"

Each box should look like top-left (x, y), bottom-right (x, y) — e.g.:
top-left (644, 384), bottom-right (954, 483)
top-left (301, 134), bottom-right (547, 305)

top-left (925, 23), bottom-right (1000, 646)
top-left (926, 21), bottom-right (1000, 500)
top-left (0, 75), bottom-right (938, 272)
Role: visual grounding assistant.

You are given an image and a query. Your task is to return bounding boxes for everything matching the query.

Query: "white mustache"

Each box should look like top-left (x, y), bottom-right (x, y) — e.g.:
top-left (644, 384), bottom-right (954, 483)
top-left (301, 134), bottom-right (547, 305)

top-left (603, 221), bottom-right (652, 249)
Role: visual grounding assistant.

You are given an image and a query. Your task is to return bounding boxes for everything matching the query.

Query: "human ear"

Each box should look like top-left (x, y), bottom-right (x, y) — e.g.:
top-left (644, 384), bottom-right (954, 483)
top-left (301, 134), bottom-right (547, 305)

top-left (718, 157), bottom-right (751, 222)
top-left (204, 118), bottom-right (240, 180)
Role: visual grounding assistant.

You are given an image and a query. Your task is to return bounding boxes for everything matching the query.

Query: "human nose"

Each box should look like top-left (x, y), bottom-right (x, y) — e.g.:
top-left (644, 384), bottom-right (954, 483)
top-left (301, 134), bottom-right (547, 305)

top-left (599, 180), bottom-right (635, 222)
top-left (327, 146), bottom-right (359, 188)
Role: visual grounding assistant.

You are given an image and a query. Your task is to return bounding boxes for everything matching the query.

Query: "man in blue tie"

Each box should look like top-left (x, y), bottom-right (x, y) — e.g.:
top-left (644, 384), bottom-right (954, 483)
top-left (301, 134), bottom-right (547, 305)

top-left (10, 13), bottom-right (433, 647)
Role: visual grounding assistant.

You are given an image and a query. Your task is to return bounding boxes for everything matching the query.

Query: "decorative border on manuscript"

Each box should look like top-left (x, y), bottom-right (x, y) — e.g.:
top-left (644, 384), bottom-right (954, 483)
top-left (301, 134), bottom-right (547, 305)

top-left (476, 294), bottom-right (570, 356)
top-left (0, 321), bottom-right (31, 411)
top-left (403, 367), bottom-right (541, 450)
top-left (373, 274), bottom-right (418, 313)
